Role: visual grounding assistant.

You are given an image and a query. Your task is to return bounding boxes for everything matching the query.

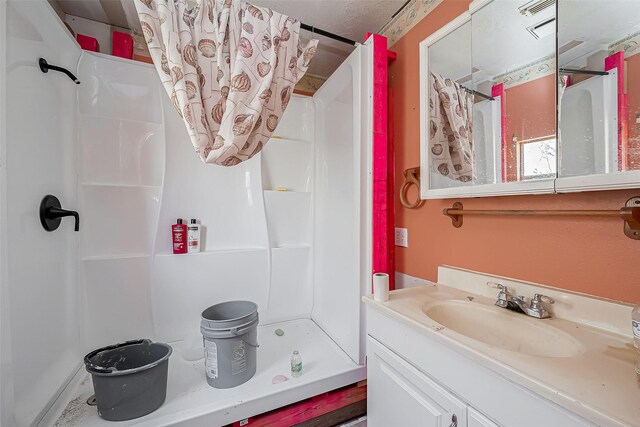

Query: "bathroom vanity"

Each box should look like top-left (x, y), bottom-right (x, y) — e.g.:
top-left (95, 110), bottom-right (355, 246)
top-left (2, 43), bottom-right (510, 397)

top-left (365, 266), bottom-right (638, 427)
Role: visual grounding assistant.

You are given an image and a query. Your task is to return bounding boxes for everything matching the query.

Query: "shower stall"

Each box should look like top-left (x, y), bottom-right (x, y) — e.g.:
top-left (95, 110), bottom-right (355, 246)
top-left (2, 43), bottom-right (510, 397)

top-left (472, 96), bottom-right (502, 185)
top-left (559, 71), bottom-right (619, 177)
top-left (0, 1), bottom-right (379, 425)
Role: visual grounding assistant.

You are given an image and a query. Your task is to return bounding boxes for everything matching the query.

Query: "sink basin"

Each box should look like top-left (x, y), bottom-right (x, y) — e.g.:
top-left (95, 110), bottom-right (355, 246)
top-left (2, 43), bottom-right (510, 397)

top-left (422, 300), bottom-right (585, 358)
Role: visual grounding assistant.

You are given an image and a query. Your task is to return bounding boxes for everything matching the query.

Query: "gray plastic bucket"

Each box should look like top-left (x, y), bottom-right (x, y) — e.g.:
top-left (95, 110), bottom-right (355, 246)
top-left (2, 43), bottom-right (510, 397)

top-left (84, 339), bottom-right (172, 421)
top-left (200, 301), bottom-right (259, 389)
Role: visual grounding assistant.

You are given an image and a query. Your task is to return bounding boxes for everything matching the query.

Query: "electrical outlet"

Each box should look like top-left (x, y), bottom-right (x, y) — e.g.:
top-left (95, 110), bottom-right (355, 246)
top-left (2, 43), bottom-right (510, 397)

top-left (394, 227), bottom-right (408, 247)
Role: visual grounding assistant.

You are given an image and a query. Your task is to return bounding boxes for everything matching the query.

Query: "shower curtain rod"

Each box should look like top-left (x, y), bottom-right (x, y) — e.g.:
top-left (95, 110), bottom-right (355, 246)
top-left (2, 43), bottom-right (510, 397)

top-left (559, 67), bottom-right (609, 76)
top-left (300, 23), bottom-right (357, 46)
top-left (461, 86), bottom-right (494, 101)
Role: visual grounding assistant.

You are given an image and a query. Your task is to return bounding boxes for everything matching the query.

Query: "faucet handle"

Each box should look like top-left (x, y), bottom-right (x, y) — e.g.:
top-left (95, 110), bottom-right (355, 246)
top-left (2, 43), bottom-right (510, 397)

top-left (530, 293), bottom-right (554, 311)
top-left (533, 293), bottom-right (554, 304)
top-left (490, 282), bottom-right (510, 308)
top-left (487, 281), bottom-right (506, 290)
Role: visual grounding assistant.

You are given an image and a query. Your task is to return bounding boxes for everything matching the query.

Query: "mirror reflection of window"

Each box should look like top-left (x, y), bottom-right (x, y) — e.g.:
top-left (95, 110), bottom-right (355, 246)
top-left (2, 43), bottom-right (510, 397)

top-left (472, 0), bottom-right (557, 183)
top-left (558, 0), bottom-right (640, 177)
top-left (519, 137), bottom-right (557, 180)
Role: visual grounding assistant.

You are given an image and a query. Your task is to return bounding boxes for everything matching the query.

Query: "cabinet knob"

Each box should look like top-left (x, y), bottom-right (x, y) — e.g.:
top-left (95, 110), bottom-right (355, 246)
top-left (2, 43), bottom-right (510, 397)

top-left (449, 413), bottom-right (457, 427)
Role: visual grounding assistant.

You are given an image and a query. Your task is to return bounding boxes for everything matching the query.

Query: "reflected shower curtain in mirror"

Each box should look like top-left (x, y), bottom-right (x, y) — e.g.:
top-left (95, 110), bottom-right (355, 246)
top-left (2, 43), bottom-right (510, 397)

top-left (429, 72), bottom-right (474, 182)
top-left (558, 74), bottom-right (569, 124)
top-left (135, 0), bottom-right (318, 166)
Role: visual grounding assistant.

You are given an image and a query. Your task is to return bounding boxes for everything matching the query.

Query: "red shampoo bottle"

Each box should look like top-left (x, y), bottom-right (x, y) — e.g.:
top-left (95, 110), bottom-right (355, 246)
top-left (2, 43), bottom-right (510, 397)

top-left (172, 218), bottom-right (188, 254)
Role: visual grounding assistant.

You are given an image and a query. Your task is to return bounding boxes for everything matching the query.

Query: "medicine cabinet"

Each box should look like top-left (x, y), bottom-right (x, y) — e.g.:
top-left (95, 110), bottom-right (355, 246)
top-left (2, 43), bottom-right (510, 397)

top-left (419, 0), bottom-right (640, 199)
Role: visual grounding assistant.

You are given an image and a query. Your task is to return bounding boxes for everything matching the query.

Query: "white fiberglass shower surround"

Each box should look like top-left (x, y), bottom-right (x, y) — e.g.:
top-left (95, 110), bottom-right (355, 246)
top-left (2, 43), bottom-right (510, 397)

top-left (559, 71), bottom-right (619, 177)
top-left (0, 1), bottom-right (375, 426)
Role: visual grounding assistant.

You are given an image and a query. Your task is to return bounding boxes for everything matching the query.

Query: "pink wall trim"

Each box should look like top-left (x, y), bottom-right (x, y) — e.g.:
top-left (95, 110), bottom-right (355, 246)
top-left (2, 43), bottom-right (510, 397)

top-left (605, 51), bottom-right (629, 171)
top-left (367, 33), bottom-right (392, 291)
top-left (387, 87), bottom-right (396, 290)
top-left (491, 83), bottom-right (507, 182)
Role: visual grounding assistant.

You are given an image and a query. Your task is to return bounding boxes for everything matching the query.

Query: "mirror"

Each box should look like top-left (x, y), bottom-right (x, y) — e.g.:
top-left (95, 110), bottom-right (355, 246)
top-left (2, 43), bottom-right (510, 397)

top-left (471, 0), bottom-right (556, 184)
top-left (421, 0), bottom-right (557, 198)
top-left (426, 19), bottom-right (473, 190)
top-left (420, 0), bottom-right (640, 198)
top-left (558, 0), bottom-right (640, 179)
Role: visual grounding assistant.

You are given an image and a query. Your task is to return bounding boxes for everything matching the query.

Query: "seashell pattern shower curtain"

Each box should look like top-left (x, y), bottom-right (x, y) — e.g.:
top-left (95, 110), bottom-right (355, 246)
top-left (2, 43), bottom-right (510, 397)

top-left (429, 72), bottom-right (474, 182)
top-left (135, 0), bottom-right (318, 166)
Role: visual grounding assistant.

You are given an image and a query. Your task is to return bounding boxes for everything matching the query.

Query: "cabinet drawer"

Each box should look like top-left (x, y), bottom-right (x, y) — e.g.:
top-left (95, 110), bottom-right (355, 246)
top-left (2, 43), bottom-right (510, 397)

top-left (367, 336), bottom-right (466, 427)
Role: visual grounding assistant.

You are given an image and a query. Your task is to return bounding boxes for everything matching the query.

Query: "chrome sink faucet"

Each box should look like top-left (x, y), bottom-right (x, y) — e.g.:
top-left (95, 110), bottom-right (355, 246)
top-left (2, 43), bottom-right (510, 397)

top-left (490, 282), bottom-right (554, 319)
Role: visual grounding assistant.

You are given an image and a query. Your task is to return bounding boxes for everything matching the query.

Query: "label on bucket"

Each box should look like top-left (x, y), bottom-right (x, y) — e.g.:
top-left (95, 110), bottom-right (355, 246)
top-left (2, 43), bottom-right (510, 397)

top-left (204, 340), bottom-right (218, 379)
top-left (231, 340), bottom-right (247, 376)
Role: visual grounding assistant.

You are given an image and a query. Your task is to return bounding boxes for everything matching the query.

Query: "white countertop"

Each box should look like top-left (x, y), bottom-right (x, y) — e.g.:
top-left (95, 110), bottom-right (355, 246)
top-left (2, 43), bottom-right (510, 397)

top-left (364, 284), bottom-right (640, 426)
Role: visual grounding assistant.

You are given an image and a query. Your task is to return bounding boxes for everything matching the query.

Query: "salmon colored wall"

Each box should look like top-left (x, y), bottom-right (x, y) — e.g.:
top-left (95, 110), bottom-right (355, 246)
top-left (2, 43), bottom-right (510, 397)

top-left (391, 0), bottom-right (640, 303)
top-left (504, 74), bottom-right (556, 182)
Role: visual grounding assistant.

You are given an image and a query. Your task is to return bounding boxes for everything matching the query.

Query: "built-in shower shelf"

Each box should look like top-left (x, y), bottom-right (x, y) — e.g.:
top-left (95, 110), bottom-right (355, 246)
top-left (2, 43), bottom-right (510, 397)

top-left (82, 253), bottom-right (150, 261)
top-left (272, 244), bottom-right (311, 250)
top-left (262, 135), bottom-right (313, 192)
top-left (155, 247), bottom-right (268, 257)
top-left (81, 183), bottom-right (161, 189)
top-left (263, 190), bottom-right (311, 194)
top-left (270, 136), bottom-right (311, 144)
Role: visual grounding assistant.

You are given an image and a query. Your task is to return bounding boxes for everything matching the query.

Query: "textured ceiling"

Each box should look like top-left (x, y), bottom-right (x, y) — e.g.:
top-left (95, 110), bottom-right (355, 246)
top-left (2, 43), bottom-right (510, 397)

top-left (53, 0), bottom-right (405, 77)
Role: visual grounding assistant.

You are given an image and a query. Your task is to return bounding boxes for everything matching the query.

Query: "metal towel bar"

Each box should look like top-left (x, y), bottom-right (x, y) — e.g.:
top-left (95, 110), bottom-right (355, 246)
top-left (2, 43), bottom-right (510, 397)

top-left (443, 197), bottom-right (640, 240)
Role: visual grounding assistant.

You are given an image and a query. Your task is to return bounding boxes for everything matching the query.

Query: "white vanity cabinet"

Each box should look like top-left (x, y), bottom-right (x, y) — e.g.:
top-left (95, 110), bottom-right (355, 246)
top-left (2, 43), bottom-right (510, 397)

top-left (467, 408), bottom-right (499, 427)
top-left (366, 305), bottom-right (596, 427)
top-left (367, 337), bottom-right (467, 427)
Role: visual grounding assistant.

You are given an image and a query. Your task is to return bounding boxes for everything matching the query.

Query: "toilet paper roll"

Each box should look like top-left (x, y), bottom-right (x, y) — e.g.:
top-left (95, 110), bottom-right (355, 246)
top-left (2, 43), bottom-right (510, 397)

top-left (373, 273), bottom-right (389, 302)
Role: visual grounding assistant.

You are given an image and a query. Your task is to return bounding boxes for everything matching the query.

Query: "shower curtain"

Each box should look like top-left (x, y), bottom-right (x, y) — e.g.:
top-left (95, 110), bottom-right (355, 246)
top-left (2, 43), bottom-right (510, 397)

top-left (135, 0), bottom-right (318, 166)
top-left (558, 74), bottom-right (569, 125)
top-left (429, 72), bottom-right (474, 182)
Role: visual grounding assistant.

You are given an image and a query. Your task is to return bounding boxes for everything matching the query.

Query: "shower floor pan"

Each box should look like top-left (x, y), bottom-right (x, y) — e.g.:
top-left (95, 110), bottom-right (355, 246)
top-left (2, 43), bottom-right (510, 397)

top-left (43, 318), bottom-right (365, 427)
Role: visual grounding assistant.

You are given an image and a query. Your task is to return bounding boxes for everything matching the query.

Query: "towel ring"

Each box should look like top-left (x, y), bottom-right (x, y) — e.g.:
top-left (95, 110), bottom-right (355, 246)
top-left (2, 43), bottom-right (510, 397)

top-left (400, 167), bottom-right (424, 209)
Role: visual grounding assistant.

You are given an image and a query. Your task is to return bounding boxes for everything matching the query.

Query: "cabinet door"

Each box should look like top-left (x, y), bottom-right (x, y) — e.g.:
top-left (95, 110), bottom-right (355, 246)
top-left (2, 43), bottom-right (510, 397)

top-left (468, 407), bottom-right (499, 427)
top-left (367, 337), bottom-right (466, 427)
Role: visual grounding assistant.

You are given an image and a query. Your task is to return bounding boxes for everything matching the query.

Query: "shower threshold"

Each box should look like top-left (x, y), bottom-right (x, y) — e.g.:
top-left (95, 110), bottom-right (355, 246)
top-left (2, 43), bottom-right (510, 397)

top-left (42, 319), bottom-right (365, 427)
